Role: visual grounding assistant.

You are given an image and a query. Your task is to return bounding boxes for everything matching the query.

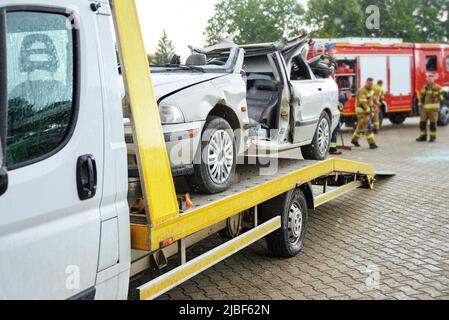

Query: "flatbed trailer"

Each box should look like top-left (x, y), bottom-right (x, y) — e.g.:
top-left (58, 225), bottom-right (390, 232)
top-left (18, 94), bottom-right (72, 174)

top-left (112, 1), bottom-right (377, 300)
top-left (129, 158), bottom-right (374, 300)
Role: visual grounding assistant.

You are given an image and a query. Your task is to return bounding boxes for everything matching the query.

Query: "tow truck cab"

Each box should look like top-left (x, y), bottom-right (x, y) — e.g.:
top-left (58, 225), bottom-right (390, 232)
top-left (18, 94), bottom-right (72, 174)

top-left (0, 0), bottom-right (130, 299)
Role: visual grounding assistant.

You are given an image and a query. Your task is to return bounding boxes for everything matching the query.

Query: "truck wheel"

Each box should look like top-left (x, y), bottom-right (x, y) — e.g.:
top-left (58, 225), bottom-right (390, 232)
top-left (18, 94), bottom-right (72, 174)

top-left (388, 113), bottom-right (406, 125)
top-left (187, 116), bottom-right (236, 194)
top-left (301, 112), bottom-right (331, 160)
top-left (261, 189), bottom-right (309, 258)
top-left (438, 102), bottom-right (449, 126)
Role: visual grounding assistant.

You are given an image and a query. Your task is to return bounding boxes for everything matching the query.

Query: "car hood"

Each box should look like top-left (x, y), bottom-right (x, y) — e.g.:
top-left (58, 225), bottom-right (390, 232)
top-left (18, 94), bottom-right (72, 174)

top-left (151, 73), bottom-right (225, 101)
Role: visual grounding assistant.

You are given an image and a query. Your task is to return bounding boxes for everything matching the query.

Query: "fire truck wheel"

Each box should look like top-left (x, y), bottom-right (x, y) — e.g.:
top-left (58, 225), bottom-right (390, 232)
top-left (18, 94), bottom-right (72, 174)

top-left (301, 112), bottom-right (331, 161)
top-left (388, 113), bottom-right (407, 125)
top-left (438, 102), bottom-right (449, 126)
top-left (187, 116), bottom-right (236, 194)
top-left (260, 188), bottom-right (309, 258)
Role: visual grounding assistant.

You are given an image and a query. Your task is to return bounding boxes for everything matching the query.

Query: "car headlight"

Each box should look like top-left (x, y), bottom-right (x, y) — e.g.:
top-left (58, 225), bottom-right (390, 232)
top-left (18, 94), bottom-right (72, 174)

top-left (159, 105), bottom-right (185, 124)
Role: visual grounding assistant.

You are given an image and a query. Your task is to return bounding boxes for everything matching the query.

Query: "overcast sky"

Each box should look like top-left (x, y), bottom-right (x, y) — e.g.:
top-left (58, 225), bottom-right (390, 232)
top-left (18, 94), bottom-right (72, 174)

top-left (136, 0), bottom-right (308, 59)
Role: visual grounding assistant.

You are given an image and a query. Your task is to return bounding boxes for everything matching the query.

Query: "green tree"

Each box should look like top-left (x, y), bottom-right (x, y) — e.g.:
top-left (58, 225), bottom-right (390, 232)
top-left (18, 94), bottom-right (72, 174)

top-left (414, 0), bottom-right (449, 42)
top-left (147, 54), bottom-right (155, 65)
top-left (154, 30), bottom-right (176, 65)
top-left (305, 0), bottom-right (367, 38)
top-left (305, 0), bottom-right (448, 43)
top-left (205, 0), bottom-right (305, 45)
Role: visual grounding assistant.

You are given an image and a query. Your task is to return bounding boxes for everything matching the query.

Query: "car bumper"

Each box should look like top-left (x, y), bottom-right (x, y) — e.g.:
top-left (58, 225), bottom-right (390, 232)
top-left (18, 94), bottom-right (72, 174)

top-left (125, 120), bottom-right (204, 176)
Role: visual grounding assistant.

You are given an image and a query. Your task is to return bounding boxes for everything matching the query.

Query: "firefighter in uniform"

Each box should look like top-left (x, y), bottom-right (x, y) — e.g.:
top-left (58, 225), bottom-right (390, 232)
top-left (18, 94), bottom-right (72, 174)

top-left (373, 80), bottom-right (385, 134)
top-left (351, 78), bottom-right (378, 149)
top-left (330, 90), bottom-right (352, 155)
top-left (416, 74), bottom-right (444, 143)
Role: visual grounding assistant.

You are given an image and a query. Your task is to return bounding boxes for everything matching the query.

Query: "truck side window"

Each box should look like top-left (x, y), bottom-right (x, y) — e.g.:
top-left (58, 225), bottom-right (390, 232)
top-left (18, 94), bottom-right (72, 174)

top-left (5, 11), bottom-right (76, 168)
top-left (426, 55), bottom-right (437, 72)
top-left (446, 56), bottom-right (449, 71)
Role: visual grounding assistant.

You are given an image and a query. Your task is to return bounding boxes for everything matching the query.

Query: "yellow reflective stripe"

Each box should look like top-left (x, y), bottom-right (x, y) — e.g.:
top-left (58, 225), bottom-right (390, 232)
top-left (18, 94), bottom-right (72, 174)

top-left (423, 104), bottom-right (440, 110)
top-left (356, 107), bottom-right (370, 114)
top-left (367, 134), bottom-right (375, 140)
top-left (430, 132), bottom-right (437, 138)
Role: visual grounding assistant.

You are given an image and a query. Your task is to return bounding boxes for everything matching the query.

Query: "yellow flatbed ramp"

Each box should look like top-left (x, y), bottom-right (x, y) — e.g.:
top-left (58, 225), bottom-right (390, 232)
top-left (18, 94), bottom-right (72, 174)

top-left (129, 157), bottom-right (374, 300)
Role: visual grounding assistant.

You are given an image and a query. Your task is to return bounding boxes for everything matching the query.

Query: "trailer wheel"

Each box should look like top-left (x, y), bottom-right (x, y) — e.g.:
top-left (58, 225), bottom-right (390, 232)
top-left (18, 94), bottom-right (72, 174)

top-left (301, 112), bottom-right (331, 161)
top-left (261, 189), bottom-right (309, 258)
top-left (438, 102), bottom-right (449, 126)
top-left (187, 116), bottom-right (236, 194)
top-left (388, 113), bottom-right (407, 125)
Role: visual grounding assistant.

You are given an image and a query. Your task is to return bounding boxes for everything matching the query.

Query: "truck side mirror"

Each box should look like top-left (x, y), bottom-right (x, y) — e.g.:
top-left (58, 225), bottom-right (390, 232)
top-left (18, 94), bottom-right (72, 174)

top-left (0, 166), bottom-right (7, 197)
top-left (0, 134), bottom-right (7, 196)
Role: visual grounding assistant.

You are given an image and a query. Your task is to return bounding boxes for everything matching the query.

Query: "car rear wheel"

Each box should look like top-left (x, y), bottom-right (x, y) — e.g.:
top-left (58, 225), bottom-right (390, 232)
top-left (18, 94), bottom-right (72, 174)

top-left (301, 112), bottom-right (331, 160)
top-left (186, 116), bottom-right (236, 194)
top-left (438, 101), bottom-right (449, 126)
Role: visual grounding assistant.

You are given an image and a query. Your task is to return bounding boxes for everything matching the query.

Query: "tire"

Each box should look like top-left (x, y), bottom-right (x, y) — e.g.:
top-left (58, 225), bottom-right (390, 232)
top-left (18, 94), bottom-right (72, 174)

top-left (186, 116), bottom-right (236, 194)
top-left (438, 101), bottom-right (449, 126)
top-left (301, 112), bottom-right (331, 160)
top-left (388, 113), bottom-right (407, 125)
top-left (260, 189), bottom-right (309, 258)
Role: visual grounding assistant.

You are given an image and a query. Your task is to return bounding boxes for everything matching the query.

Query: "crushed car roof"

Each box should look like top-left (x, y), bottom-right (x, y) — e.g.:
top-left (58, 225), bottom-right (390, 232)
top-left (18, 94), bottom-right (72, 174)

top-left (192, 30), bottom-right (309, 58)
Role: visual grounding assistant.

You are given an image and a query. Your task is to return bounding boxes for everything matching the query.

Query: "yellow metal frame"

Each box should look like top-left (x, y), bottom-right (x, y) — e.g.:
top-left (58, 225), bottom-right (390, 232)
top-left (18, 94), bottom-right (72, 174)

top-left (112, 0), bottom-right (179, 224)
top-left (314, 180), bottom-right (363, 207)
top-left (138, 217), bottom-right (282, 300)
top-left (131, 158), bottom-right (374, 251)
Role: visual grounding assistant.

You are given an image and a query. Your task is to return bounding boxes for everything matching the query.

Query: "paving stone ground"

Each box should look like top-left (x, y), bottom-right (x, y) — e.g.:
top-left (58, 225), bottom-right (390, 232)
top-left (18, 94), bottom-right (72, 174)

top-left (146, 118), bottom-right (449, 300)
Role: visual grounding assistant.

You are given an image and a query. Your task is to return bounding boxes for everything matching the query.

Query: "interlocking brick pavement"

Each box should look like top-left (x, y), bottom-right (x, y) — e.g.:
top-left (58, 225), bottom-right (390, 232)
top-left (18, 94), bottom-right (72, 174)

top-left (144, 118), bottom-right (449, 300)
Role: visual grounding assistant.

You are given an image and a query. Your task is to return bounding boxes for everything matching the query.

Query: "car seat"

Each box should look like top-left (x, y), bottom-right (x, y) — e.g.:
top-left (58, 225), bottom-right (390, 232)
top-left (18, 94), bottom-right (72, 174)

top-left (246, 79), bottom-right (281, 129)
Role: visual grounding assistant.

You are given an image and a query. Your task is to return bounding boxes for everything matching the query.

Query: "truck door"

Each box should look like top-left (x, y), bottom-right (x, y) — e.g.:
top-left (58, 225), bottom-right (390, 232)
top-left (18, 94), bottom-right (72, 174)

top-left (289, 56), bottom-right (322, 143)
top-left (0, 4), bottom-right (103, 299)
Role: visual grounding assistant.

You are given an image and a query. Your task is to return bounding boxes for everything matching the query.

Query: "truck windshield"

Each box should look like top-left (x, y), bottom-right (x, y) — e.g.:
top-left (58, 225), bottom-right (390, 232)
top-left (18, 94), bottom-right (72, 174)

top-left (151, 47), bottom-right (238, 73)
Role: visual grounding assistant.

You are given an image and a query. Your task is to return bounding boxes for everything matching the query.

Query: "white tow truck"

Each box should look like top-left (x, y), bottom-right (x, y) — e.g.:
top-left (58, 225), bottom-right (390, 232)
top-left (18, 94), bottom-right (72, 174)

top-left (0, 0), bottom-right (377, 300)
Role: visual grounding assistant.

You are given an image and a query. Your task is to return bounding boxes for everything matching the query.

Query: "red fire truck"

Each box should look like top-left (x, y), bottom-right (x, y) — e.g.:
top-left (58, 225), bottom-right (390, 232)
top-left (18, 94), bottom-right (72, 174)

top-left (311, 38), bottom-right (449, 128)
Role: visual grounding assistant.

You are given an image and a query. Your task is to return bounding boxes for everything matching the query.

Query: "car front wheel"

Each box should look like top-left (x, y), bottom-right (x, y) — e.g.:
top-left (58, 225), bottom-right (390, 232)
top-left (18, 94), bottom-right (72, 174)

top-left (186, 116), bottom-right (236, 194)
top-left (301, 112), bottom-right (331, 160)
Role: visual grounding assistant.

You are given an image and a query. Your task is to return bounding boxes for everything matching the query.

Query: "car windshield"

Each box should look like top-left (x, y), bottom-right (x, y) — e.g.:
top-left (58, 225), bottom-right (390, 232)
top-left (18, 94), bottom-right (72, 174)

top-left (151, 47), bottom-right (238, 73)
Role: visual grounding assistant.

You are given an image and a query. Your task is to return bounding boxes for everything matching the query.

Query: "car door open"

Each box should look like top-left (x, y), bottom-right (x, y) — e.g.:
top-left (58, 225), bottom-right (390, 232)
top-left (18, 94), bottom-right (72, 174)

top-left (290, 56), bottom-right (322, 143)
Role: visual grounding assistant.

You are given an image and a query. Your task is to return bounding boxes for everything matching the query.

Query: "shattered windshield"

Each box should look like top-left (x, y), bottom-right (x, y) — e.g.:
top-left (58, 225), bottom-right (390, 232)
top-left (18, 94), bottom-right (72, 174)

top-left (151, 47), bottom-right (238, 73)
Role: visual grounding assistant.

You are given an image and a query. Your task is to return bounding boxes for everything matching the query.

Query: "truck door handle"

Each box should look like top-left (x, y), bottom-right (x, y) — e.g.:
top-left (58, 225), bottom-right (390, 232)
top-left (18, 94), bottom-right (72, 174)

top-left (318, 87), bottom-right (323, 91)
top-left (0, 167), bottom-right (8, 197)
top-left (77, 155), bottom-right (97, 201)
